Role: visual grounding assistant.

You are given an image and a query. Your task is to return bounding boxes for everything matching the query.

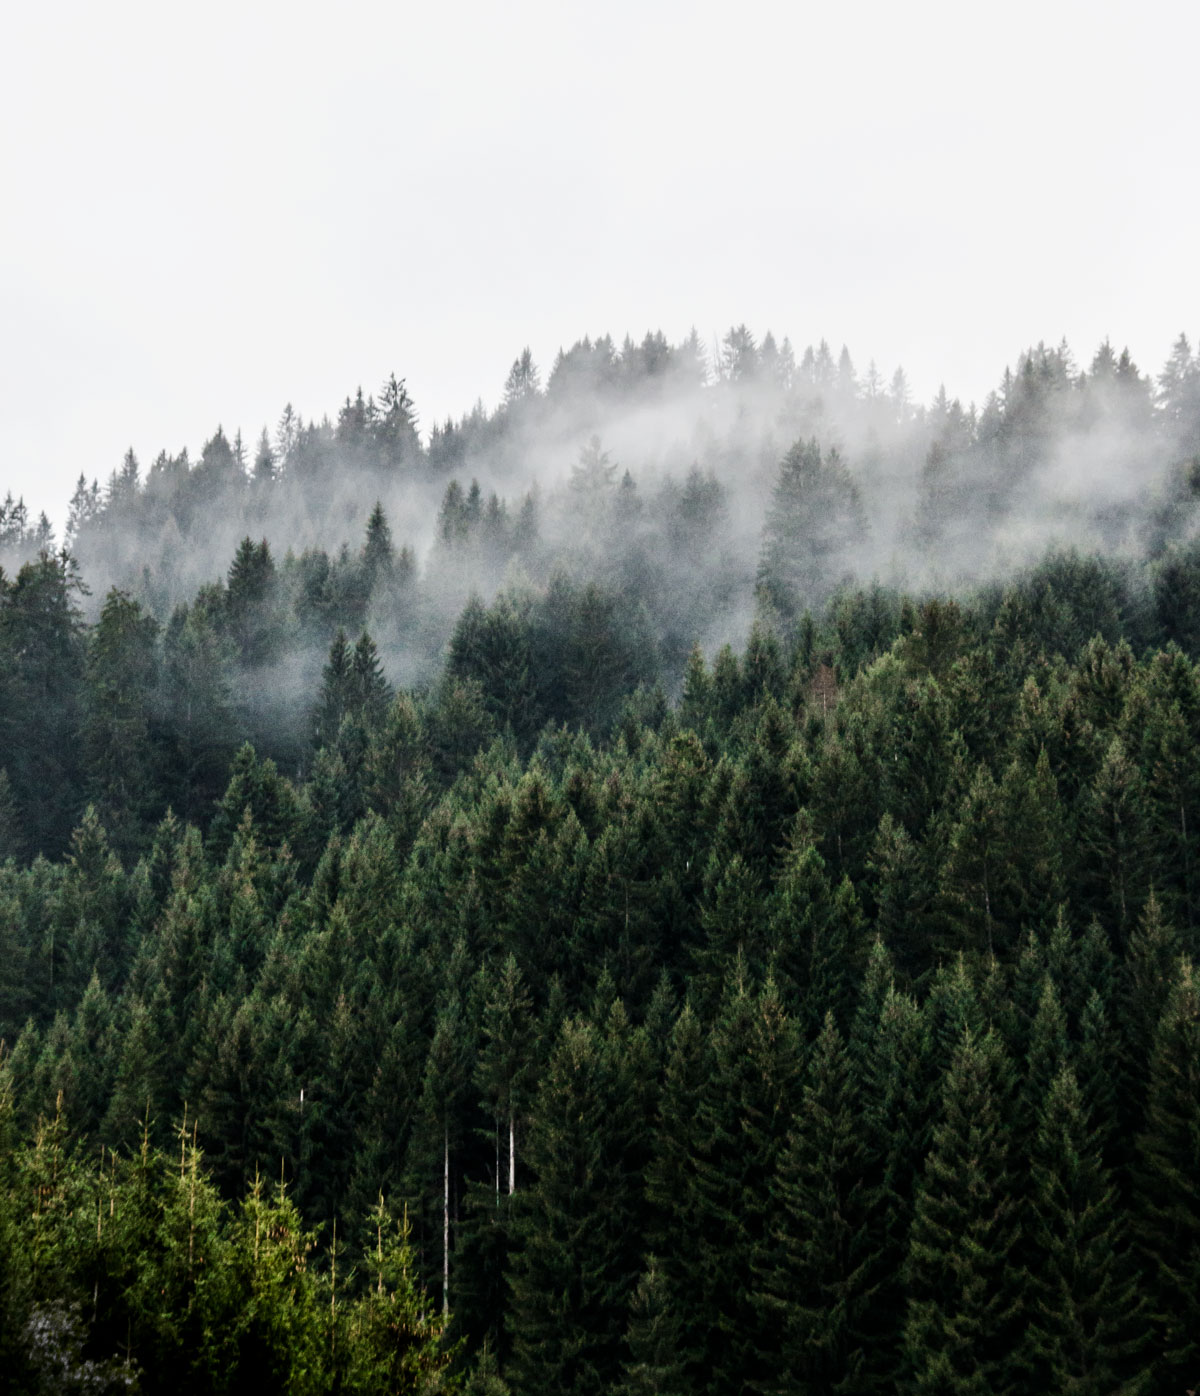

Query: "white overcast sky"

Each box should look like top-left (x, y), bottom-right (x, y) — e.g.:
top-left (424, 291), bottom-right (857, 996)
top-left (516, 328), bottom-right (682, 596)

top-left (2, 0), bottom-right (1197, 525)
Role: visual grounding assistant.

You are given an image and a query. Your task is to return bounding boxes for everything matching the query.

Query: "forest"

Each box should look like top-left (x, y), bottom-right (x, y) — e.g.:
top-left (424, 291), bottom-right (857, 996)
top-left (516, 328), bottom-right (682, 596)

top-left (2, 324), bottom-right (1200, 1393)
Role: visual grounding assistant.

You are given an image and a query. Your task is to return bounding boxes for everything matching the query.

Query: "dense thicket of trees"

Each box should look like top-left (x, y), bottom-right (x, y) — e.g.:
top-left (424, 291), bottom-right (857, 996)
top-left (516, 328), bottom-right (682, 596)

top-left (3, 326), bottom-right (1200, 1392)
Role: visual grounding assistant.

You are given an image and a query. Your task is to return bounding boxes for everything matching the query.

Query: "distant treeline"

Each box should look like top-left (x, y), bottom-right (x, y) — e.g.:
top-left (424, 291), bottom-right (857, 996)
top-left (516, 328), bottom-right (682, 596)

top-left (4, 324), bottom-right (1200, 675)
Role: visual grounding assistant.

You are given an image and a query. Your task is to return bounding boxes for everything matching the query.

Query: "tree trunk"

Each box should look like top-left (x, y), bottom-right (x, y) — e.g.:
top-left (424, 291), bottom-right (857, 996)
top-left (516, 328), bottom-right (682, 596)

top-left (443, 1123), bottom-right (450, 1316)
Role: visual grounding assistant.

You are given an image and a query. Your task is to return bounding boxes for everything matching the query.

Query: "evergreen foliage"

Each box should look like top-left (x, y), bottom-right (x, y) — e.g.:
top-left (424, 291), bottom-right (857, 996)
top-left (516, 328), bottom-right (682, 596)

top-left (4, 326), bottom-right (1200, 1389)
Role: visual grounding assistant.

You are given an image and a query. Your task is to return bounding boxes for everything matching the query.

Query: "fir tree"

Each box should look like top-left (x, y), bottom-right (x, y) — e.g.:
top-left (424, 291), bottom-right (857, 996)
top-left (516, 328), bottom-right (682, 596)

top-left (1024, 1065), bottom-right (1148, 1395)
top-left (903, 1029), bottom-right (1022, 1395)
top-left (1133, 958), bottom-right (1200, 1382)
top-left (506, 1014), bottom-right (646, 1396)
top-left (759, 1011), bottom-right (875, 1395)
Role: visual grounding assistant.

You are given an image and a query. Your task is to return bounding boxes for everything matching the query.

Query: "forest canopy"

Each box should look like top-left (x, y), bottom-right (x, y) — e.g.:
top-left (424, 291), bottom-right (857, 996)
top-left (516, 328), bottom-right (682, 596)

top-left (2, 324), bottom-right (1200, 1393)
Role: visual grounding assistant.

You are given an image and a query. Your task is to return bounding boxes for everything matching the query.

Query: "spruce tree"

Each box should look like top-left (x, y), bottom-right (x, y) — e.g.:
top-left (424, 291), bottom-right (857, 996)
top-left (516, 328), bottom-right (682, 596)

top-left (673, 973), bottom-right (800, 1396)
top-left (80, 588), bottom-right (160, 857)
top-left (617, 1257), bottom-right (687, 1396)
top-left (902, 1029), bottom-right (1022, 1395)
top-left (760, 1011), bottom-right (875, 1395)
top-left (506, 1014), bottom-right (645, 1396)
top-left (1024, 1065), bottom-right (1148, 1395)
top-left (854, 980), bottom-right (929, 1392)
top-left (1133, 958), bottom-right (1200, 1383)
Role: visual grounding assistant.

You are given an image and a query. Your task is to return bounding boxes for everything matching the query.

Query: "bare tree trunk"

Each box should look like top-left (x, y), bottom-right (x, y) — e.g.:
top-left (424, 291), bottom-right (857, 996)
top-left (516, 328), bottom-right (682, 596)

top-left (508, 1108), bottom-right (516, 1196)
top-left (443, 1124), bottom-right (450, 1316)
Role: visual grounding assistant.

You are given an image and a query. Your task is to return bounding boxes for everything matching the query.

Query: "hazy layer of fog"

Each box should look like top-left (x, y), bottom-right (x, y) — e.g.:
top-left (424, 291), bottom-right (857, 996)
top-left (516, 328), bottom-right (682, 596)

top-left (4, 1), bottom-right (1198, 534)
top-left (3, 326), bottom-right (1199, 727)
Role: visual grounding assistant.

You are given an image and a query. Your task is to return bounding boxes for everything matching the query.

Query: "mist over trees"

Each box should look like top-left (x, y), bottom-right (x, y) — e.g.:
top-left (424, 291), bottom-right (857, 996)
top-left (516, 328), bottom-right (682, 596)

top-left (2, 324), bottom-right (1200, 1391)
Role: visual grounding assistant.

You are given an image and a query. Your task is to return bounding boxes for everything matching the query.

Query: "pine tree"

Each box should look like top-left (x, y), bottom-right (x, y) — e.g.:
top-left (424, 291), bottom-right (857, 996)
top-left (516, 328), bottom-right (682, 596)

top-left (0, 552), bottom-right (86, 857)
top-left (160, 596), bottom-right (241, 823)
top-left (903, 1029), bottom-right (1022, 1395)
top-left (251, 427), bottom-right (276, 490)
top-left (80, 589), bottom-right (160, 858)
top-left (363, 692), bottom-right (432, 849)
top-left (0, 767), bottom-right (19, 864)
top-left (1119, 892), bottom-right (1181, 1088)
top-left (760, 1011), bottom-right (875, 1395)
top-left (570, 436), bottom-right (618, 496)
top-left (342, 1194), bottom-right (454, 1394)
top-left (1016, 975), bottom-right (1069, 1144)
top-left (410, 982), bottom-right (474, 1317)
top-left (503, 348), bottom-right (541, 408)
top-left (644, 1002), bottom-right (707, 1271)
top-left (1078, 736), bottom-right (1154, 949)
top-left (690, 854), bottom-right (766, 1016)
top-left (1133, 958), bottom-right (1200, 1382)
top-left (362, 501), bottom-right (395, 590)
top-left (506, 1014), bottom-right (646, 1396)
top-left (757, 438), bottom-right (867, 618)
top-left (617, 1257), bottom-right (687, 1396)
top-left (314, 628), bottom-right (353, 749)
top-left (476, 954), bottom-right (534, 1203)
top-left (1024, 1065), bottom-right (1148, 1395)
top-left (854, 979), bottom-right (929, 1392)
top-left (658, 974), bottom-right (801, 1396)
top-left (225, 537), bottom-right (279, 669)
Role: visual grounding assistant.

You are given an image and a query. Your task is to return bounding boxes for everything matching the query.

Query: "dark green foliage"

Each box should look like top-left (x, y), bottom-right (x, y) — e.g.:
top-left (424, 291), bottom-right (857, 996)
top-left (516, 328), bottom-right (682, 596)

top-left (617, 1257), bottom-right (687, 1396)
top-left (506, 1010), bottom-right (649, 1396)
top-left (448, 596), bottom-right (540, 746)
top-left (1134, 959), bottom-right (1200, 1382)
top-left (853, 975), bottom-right (928, 1391)
top-left (651, 974), bottom-right (801, 1396)
top-left (225, 537), bottom-right (280, 668)
top-left (1024, 1065), bottom-right (1148, 1396)
top-left (160, 594), bottom-right (241, 824)
top-left (902, 1029), bottom-right (1022, 1395)
top-left (7, 343), bottom-right (1200, 1392)
top-left (81, 589), bottom-right (161, 856)
top-left (757, 439), bottom-right (868, 617)
top-left (758, 1012), bottom-right (876, 1395)
top-left (0, 552), bottom-right (86, 857)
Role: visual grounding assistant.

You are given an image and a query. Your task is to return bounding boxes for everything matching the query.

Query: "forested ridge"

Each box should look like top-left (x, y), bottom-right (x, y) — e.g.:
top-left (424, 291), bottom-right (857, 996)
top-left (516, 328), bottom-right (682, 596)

top-left (3, 327), bottom-right (1200, 1393)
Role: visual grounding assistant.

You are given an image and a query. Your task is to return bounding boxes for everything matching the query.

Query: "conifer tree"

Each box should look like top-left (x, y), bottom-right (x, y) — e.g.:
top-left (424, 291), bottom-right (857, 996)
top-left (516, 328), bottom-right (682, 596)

top-left (760, 1011), bottom-right (875, 1395)
top-left (412, 981), bottom-right (474, 1317)
top-left (757, 438), bottom-right (867, 617)
top-left (475, 954), bottom-right (534, 1203)
top-left (350, 631), bottom-right (391, 730)
top-left (1133, 958), bottom-right (1200, 1382)
top-left (617, 1257), bottom-right (687, 1396)
top-left (1119, 892), bottom-right (1181, 1092)
top-left (0, 767), bottom-right (19, 865)
top-left (656, 973), bottom-right (801, 1396)
top-left (690, 853), bottom-right (766, 1016)
top-left (867, 813), bottom-right (935, 982)
top-left (1078, 736), bottom-right (1154, 948)
top-left (81, 588), bottom-right (160, 857)
top-left (506, 1013), bottom-right (646, 1396)
top-left (314, 628), bottom-right (353, 749)
top-left (1017, 975), bottom-right (1069, 1144)
top-left (1024, 1065), bottom-right (1148, 1396)
top-left (225, 537), bottom-right (280, 668)
top-left (903, 1029), bottom-right (1022, 1395)
top-left (160, 596), bottom-right (240, 823)
top-left (362, 501), bottom-right (395, 590)
top-left (854, 979), bottom-right (929, 1392)
top-left (645, 1002), bottom-right (707, 1270)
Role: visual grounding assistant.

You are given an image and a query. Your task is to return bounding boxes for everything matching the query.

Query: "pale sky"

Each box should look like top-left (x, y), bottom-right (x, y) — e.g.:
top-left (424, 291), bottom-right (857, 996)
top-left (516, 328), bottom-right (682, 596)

top-left (2, 0), bottom-right (1197, 526)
